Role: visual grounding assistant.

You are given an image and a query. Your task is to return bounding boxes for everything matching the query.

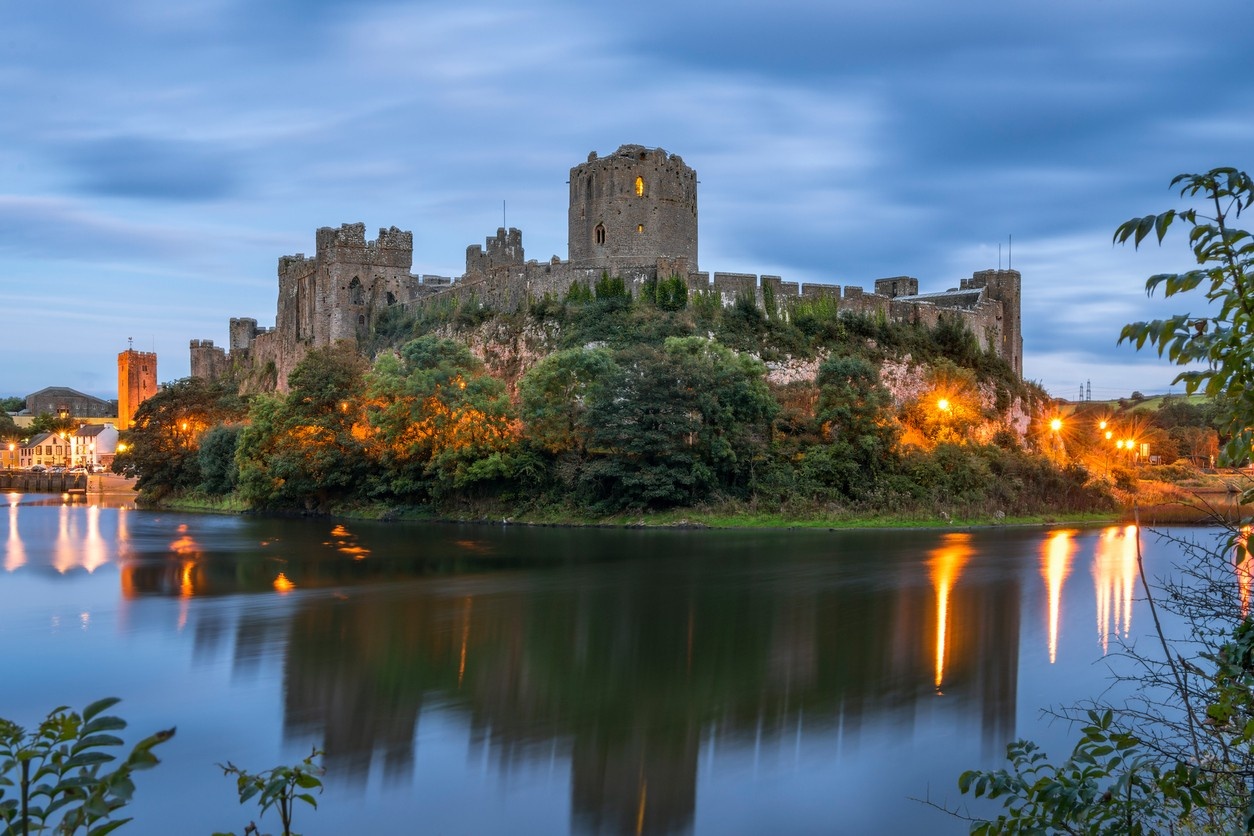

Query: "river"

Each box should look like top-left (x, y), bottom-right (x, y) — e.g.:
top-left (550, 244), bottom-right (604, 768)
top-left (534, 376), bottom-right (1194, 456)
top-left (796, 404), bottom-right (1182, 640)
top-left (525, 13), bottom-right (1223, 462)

top-left (0, 492), bottom-right (1234, 834)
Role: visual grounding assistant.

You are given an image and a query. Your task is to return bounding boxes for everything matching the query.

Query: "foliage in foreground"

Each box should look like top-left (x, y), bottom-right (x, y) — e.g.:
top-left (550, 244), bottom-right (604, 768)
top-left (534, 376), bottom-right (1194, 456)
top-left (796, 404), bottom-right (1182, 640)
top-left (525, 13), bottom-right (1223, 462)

top-left (957, 168), bottom-right (1254, 833)
top-left (216, 749), bottom-right (324, 836)
top-left (0, 698), bottom-right (174, 835)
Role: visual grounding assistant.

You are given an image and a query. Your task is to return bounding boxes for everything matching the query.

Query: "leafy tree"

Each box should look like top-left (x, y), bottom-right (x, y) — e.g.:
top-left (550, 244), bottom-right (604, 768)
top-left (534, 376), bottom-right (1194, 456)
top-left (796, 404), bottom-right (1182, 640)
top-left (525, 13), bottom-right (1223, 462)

top-left (1116, 167), bottom-right (1254, 472)
top-left (199, 424), bottom-right (242, 495)
top-left (578, 338), bottom-right (776, 511)
top-left (519, 347), bottom-right (616, 455)
top-left (0, 396), bottom-right (24, 413)
top-left (113, 377), bottom-right (247, 498)
top-left (30, 413), bottom-right (77, 436)
top-left (361, 336), bottom-right (518, 501)
top-left (235, 342), bottom-right (367, 509)
top-left (810, 355), bottom-right (899, 497)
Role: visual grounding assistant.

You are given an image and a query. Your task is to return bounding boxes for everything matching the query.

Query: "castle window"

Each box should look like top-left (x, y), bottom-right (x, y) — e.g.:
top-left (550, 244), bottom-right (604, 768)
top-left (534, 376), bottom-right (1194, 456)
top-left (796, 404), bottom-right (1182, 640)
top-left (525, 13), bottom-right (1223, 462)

top-left (637, 224), bottom-right (644, 233)
top-left (594, 223), bottom-right (606, 246)
top-left (386, 291), bottom-right (396, 306)
top-left (586, 176), bottom-right (592, 201)
top-left (634, 176), bottom-right (644, 197)
top-left (358, 315), bottom-right (366, 326)
top-left (349, 276), bottom-right (363, 305)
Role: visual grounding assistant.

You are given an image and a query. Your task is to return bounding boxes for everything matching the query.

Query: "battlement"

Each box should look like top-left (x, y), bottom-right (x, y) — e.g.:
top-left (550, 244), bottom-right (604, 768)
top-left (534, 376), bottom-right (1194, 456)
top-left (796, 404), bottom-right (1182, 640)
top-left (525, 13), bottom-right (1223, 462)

top-left (189, 339), bottom-right (215, 348)
top-left (466, 227), bottom-right (525, 275)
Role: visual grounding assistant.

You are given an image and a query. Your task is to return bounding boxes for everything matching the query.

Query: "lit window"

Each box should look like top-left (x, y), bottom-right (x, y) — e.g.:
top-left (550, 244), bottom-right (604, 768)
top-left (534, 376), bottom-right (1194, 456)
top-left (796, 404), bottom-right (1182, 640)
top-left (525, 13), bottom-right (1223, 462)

top-left (634, 176), bottom-right (644, 197)
top-left (637, 224), bottom-right (644, 233)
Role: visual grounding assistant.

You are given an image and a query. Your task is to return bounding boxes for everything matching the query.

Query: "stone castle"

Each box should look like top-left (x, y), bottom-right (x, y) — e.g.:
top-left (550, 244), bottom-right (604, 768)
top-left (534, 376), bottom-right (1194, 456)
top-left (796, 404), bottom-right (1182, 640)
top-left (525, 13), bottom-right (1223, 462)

top-left (191, 144), bottom-right (1021, 389)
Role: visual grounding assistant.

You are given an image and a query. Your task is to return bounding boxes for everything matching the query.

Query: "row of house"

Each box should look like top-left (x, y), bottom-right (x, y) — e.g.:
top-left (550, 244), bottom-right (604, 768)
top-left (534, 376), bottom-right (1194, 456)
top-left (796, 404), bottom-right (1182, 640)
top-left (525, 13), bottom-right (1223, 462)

top-left (8, 424), bottom-right (120, 470)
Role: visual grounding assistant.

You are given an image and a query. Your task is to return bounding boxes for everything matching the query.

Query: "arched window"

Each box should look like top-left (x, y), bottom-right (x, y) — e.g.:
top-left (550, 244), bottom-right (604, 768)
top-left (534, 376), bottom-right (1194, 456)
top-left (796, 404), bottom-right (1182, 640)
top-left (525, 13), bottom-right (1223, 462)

top-left (634, 176), bottom-right (644, 197)
top-left (594, 223), bottom-right (606, 246)
top-left (358, 314), bottom-right (366, 326)
top-left (637, 224), bottom-right (644, 234)
top-left (349, 276), bottom-right (363, 305)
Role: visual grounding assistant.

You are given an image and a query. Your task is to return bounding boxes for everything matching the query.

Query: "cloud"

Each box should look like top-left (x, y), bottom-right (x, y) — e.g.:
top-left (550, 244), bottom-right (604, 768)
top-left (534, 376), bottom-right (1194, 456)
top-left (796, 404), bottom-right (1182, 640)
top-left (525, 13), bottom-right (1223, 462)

top-left (59, 136), bottom-right (242, 201)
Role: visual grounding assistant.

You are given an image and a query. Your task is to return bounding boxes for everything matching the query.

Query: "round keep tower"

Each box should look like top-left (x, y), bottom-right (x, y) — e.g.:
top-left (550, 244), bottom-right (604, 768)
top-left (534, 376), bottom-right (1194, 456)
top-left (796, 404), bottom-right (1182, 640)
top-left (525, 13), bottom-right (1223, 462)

top-left (568, 144), bottom-right (698, 272)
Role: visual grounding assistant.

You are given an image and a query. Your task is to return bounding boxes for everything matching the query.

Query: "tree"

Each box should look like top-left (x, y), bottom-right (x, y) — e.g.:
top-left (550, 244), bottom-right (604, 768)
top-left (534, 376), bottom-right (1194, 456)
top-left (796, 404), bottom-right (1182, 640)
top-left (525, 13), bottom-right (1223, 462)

top-left (360, 336), bottom-right (518, 501)
top-left (113, 378), bottom-right (247, 498)
top-left (809, 356), bottom-right (899, 495)
top-left (519, 347), bottom-right (616, 456)
top-left (577, 338), bottom-right (776, 511)
top-left (1116, 167), bottom-right (1254, 474)
top-left (235, 342), bottom-right (367, 509)
top-left (0, 396), bottom-right (24, 413)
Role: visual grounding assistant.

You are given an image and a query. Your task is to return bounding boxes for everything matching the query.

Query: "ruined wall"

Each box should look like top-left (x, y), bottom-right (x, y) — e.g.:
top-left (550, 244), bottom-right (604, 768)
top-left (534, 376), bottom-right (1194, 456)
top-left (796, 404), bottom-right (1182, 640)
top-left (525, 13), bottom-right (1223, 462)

top-left (189, 340), bottom-right (229, 382)
top-left (190, 147), bottom-right (1022, 394)
top-left (466, 227), bottom-right (524, 276)
top-left (568, 145), bottom-right (698, 273)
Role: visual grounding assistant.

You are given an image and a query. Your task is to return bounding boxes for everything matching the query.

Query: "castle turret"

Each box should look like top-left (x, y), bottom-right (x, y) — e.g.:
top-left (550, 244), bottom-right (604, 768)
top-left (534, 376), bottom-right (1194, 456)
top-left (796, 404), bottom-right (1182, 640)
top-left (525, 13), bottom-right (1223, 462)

top-left (966, 269), bottom-right (1022, 377)
top-left (466, 227), bottom-right (524, 276)
top-left (568, 145), bottom-right (698, 273)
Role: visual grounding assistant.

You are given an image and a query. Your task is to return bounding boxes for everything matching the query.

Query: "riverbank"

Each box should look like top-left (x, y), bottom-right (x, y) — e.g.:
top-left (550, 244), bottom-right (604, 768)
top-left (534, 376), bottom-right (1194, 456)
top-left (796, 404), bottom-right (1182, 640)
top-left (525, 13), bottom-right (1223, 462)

top-left (139, 477), bottom-right (1253, 532)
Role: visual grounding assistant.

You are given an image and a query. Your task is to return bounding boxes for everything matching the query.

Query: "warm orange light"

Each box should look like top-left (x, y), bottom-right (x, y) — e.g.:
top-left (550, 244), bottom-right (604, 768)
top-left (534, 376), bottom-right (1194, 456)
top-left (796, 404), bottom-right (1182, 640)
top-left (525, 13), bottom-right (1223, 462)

top-left (1050, 418), bottom-right (1063, 432)
top-left (1116, 439), bottom-right (1124, 450)
top-left (928, 532), bottom-right (973, 693)
top-left (1099, 420), bottom-right (1107, 430)
top-left (1041, 530), bottom-right (1076, 664)
top-left (273, 573), bottom-right (295, 593)
top-left (1105, 431), bottom-right (1113, 441)
top-left (937, 398), bottom-right (951, 413)
top-left (1093, 525), bottom-right (1138, 653)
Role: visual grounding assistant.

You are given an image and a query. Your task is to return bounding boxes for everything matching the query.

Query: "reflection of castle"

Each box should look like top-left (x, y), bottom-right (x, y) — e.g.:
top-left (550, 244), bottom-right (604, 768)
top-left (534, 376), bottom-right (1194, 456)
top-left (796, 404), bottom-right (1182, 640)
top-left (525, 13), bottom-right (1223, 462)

top-left (237, 543), bottom-right (1022, 835)
top-left (191, 144), bottom-right (1022, 391)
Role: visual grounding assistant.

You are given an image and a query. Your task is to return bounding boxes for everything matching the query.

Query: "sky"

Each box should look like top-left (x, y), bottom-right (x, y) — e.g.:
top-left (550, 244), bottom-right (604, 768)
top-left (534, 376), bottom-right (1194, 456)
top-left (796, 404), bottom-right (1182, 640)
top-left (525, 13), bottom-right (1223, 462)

top-left (2, 0), bottom-right (1252, 404)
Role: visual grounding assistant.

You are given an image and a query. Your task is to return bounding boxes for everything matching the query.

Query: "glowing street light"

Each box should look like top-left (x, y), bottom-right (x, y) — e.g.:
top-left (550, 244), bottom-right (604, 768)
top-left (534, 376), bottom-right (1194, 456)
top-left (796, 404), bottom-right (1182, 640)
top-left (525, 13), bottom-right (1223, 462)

top-left (937, 398), bottom-right (951, 413)
top-left (1050, 418), bottom-right (1063, 433)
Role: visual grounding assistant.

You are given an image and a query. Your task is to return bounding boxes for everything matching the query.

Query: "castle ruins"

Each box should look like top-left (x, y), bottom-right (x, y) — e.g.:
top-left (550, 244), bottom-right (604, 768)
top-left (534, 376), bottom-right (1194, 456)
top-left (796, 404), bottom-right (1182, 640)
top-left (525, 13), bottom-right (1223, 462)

top-left (191, 144), bottom-right (1022, 390)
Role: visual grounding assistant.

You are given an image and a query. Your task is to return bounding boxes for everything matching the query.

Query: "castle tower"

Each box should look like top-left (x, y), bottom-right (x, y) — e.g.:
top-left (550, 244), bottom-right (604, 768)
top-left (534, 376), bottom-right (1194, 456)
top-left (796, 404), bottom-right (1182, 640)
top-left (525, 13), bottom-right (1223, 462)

top-left (118, 345), bottom-right (157, 429)
top-left (568, 145), bottom-right (698, 273)
top-left (968, 269), bottom-right (1022, 377)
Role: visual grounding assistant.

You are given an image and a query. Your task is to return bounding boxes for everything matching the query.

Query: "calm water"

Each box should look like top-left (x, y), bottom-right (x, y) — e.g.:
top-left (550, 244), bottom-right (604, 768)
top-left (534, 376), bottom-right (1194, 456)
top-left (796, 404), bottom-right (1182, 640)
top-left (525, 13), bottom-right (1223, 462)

top-left (0, 493), bottom-right (1227, 834)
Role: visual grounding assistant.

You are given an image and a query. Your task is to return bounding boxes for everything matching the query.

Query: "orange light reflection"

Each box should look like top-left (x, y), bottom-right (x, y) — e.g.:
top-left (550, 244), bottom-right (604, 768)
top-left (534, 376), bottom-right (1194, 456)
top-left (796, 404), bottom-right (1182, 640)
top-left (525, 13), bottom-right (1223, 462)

top-left (1237, 526), bottom-right (1253, 618)
top-left (928, 532), bottom-right (973, 693)
top-left (1041, 530), bottom-right (1077, 663)
top-left (273, 573), bottom-right (295, 594)
top-left (5, 495), bottom-right (25, 572)
top-left (1093, 525), bottom-right (1138, 654)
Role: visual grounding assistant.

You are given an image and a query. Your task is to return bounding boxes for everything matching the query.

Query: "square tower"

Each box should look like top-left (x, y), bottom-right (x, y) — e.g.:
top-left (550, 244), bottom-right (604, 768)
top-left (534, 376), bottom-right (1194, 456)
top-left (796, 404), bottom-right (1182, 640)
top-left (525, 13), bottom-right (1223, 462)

top-left (118, 347), bottom-right (157, 429)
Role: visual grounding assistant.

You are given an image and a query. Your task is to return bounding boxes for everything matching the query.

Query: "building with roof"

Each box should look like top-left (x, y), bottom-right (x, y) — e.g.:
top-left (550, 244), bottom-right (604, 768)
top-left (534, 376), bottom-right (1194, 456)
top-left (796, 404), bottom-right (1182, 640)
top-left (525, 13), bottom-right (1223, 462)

top-left (71, 423), bottom-right (119, 469)
top-left (24, 387), bottom-right (116, 420)
top-left (19, 432), bottom-right (71, 469)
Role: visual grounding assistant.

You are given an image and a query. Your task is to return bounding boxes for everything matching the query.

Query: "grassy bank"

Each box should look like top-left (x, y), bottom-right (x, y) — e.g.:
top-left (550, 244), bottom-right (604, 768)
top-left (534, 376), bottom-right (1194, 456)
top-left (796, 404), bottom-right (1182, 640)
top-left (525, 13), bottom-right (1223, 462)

top-left (150, 489), bottom-right (1130, 531)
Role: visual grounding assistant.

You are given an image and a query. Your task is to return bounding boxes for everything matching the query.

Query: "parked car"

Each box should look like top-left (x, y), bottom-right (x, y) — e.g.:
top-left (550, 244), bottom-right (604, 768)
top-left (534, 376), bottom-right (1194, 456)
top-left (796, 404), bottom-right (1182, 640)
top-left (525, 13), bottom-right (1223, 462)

top-left (29, 464), bottom-right (46, 472)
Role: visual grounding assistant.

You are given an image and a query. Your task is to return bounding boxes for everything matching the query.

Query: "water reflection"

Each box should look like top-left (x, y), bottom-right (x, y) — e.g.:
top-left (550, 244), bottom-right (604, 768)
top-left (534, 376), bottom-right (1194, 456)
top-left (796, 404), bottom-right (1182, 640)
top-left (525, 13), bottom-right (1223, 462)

top-left (5, 494), bottom-right (24, 572)
top-left (928, 532), bottom-right (973, 692)
top-left (5, 505), bottom-right (1215, 835)
top-left (1237, 526), bottom-right (1252, 618)
top-left (1040, 530), bottom-right (1077, 663)
top-left (1093, 525), bottom-right (1138, 653)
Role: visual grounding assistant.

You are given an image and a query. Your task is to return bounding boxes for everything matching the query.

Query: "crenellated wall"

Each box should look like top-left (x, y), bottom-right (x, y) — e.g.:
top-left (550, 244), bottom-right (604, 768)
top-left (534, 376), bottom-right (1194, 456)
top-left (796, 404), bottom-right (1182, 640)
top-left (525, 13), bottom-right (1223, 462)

top-left (191, 145), bottom-right (1021, 392)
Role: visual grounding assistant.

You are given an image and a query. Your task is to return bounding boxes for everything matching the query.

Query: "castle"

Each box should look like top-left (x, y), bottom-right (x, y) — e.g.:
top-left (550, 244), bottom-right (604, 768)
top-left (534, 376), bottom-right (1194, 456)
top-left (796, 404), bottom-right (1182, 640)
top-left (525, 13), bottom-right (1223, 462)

top-left (191, 144), bottom-right (1021, 389)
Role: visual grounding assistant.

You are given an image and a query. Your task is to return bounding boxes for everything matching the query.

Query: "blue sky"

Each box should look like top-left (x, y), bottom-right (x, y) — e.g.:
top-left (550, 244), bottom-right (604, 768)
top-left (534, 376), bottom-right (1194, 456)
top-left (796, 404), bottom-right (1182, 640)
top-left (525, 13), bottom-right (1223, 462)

top-left (2, 0), bottom-right (1251, 403)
